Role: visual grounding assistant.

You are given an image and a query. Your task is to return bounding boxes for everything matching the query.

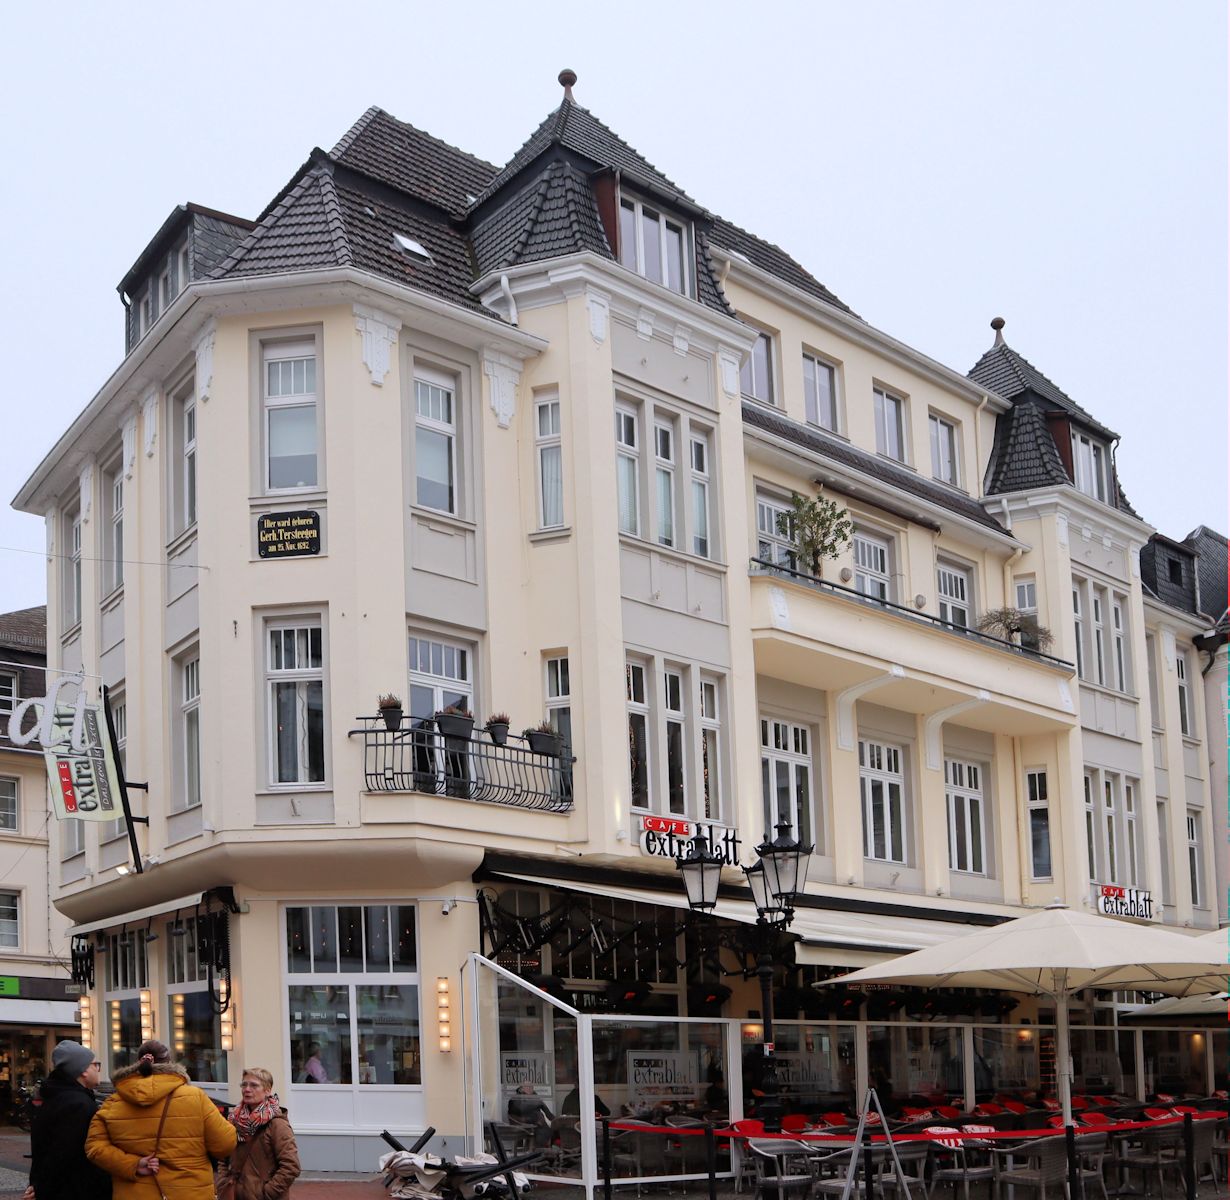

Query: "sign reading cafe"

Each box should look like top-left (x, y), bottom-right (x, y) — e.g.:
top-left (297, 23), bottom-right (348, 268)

top-left (7, 675), bottom-right (123, 823)
top-left (1096, 885), bottom-right (1154, 921)
top-left (638, 815), bottom-right (741, 865)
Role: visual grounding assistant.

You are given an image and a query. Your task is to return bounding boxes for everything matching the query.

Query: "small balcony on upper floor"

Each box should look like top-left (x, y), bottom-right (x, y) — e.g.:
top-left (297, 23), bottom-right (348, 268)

top-left (748, 558), bottom-right (1078, 736)
top-left (350, 712), bottom-right (574, 814)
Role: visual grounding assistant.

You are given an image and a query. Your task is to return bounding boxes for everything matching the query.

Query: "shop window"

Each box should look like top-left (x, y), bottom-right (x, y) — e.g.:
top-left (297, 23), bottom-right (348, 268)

top-left (166, 916), bottom-right (227, 1083)
top-left (104, 930), bottom-right (148, 1072)
top-left (285, 904), bottom-right (420, 1087)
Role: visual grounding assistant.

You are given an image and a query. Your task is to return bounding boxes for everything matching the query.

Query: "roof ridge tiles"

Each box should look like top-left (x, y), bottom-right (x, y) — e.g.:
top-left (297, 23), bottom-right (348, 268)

top-left (511, 164), bottom-right (556, 261)
top-left (331, 106), bottom-right (382, 157)
top-left (331, 106), bottom-right (500, 175)
top-left (316, 165), bottom-right (354, 267)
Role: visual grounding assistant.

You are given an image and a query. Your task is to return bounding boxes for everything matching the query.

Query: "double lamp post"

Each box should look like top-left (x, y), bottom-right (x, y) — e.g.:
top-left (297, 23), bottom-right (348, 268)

top-left (676, 821), bottom-right (812, 1133)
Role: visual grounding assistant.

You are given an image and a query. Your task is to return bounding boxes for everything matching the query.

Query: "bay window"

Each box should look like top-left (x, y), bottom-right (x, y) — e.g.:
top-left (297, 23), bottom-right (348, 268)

top-left (654, 423), bottom-right (676, 548)
top-left (415, 371), bottom-right (456, 514)
top-left (1071, 431), bottom-right (1108, 502)
top-left (615, 407), bottom-right (639, 536)
top-left (535, 396), bottom-right (563, 530)
top-left (690, 436), bottom-right (711, 558)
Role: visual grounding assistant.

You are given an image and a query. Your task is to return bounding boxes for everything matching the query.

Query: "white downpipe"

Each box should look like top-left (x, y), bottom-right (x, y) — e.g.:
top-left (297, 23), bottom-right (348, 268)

top-left (1054, 976), bottom-right (1074, 1125)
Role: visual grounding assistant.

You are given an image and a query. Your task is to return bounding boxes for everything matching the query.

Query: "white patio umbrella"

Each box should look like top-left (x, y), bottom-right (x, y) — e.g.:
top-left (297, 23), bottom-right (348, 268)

top-left (821, 903), bottom-right (1229, 1124)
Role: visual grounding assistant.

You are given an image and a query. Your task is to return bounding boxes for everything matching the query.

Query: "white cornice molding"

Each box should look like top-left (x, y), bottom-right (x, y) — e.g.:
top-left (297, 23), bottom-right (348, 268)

top-left (989, 488), bottom-right (1155, 547)
top-left (1143, 594), bottom-right (1208, 634)
top-left (121, 409), bottom-right (138, 479)
top-left (353, 303), bottom-right (402, 387)
top-left (482, 348), bottom-right (523, 429)
top-left (141, 391), bottom-right (158, 458)
top-left (193, 324), bottom-right (216, 403)
top-left (712, 247), bottom-right (1009, 413)
top-left (78, 464), bottom-right (93, 523)
top-left (14, 267), bottom-right (546, 513)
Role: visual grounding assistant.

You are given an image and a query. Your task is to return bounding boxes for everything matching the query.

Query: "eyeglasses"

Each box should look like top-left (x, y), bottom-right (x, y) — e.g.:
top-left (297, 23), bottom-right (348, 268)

top-left (239, 1081), bottom-right (263, 1089)
top-left (91, 1062), bottom-right (102, 1069)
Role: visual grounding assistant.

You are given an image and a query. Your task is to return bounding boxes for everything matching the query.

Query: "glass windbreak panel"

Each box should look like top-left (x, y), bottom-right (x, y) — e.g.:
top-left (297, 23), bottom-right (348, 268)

top-left (288, 984), bottom-right (353, 1084)
top-left (867, 1024), bottom-right (964, 1110)
top-left (1069, 1026), bottom-right (1124, 1096)
top-left (1212, 1030), bottom-right (1227, 1093)
top-left (1142, 1028), bottom-right (1209, 1096)
top-left (171, 991), bottom-right (227, 1083)
top-left (774, 1022), bottom-right (858, 1115)
top-left (356, 985), bottom-right (420, 1084)
top-left (973, 1026), bottom-right (1046, 1101)
top-left (1117, 1029), bottom-right (1140, 1098)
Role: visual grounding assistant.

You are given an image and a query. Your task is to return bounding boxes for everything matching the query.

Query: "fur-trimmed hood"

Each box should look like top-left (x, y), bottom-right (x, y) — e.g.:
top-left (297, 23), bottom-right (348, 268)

top-left (110, 1060), bottom-right (190, 1107)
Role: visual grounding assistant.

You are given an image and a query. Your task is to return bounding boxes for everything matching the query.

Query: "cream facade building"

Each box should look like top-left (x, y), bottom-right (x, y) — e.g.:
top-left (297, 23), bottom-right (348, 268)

top-left (13, 80), bottom-right (1225, 1166)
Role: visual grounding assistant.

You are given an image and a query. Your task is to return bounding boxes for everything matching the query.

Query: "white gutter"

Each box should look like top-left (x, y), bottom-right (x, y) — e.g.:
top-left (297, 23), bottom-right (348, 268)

top-left (15, 268), bottom-right (547, 512)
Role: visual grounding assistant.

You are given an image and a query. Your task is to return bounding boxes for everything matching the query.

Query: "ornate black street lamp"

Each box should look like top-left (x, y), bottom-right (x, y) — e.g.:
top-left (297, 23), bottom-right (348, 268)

top-left (678, 820), bottom-right (812, 1133)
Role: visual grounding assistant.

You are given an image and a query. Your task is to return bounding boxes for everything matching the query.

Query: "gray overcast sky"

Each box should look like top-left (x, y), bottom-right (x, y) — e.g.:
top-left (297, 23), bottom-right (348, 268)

top-left (1, 1), bottom-right (1225, 613)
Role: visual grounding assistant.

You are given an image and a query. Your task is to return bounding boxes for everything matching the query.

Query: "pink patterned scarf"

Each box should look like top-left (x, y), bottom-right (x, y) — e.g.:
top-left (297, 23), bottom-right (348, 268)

top-left (229, 1093), bottom-right (281, 1141)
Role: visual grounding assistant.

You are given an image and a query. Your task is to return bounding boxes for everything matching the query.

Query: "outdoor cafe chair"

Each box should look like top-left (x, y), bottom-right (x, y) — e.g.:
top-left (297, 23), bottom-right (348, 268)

top-left (749, 1138), bottom-right (817, 1200)
top-left (1116, 1122), bottom-right (1183, 1199)
top-left (991, 1134), bottom-right (1069, 1200)
top-left (782, 1114), bottom-right (812, 1134)
top-left (925, 1127), bottom-right (996, 1200)
top-left (1072, 1131), bottom-right (1110, 1200)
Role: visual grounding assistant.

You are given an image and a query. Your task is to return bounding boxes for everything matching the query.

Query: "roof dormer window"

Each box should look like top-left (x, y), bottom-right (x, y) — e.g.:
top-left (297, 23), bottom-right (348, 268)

top-left (1071, 430), bottom-right (1108, 502)
top-left (618, 195), bottom-right (690, 296)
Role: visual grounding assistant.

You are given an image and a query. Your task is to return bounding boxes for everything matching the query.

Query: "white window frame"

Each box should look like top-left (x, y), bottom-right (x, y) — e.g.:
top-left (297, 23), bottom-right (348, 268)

top-left (1176, 653), bottom-right (1192, 736)
top-left (618, 195), bottom-right (690, 295)
top-left (105, 465), bottom-right (124, 595)
top-left (859, 738), bottom-right (908, 864)
top-left (182, 387), bottom-right (197, 533)
top-left (0, 777), bottom-right (17, 834)
top-left (263, 340), bottom-right (320, 494)
top-left (1083, 773), bottom-right (1097, 880)
top-left (663, 668), bottom-right (687, 816)
top-left (760, 716), bottom-right (814, 847)
top-left (929, 414), bottom-right (959, 485)
top-left (535, 396), bottom-right (564, 530)
top-left (159, 264), bottom-right (174, 312)
top-left (690, 435), bottom-right (711, 559)
top-left (1026, 769), bottom-right (1051, 880)
top-left (0, 672), bottom-right (17, 715)
top-left (944, 758), bottom-right (987, 875)
top-left (1102, 776), bottom-right (1119, 883)
top-left (0, 892), bottom-right (20, 950)
top-left (1071, 431), bottom-right (1108, 502)
top-left (545, 655), bottom-right (571, 750)
top-left (1072, 586), bottom-right (1086, 678)
top-left (626, 660), bottom-right (650, 811)
top-left (1015, 577), bottom-right (1037, 613)
top-left (1186, 810), bottom-right (1203, 907)
top-left (64, 509), bottom-right (82, 629)
top-left (873, 387), bottom-right (907, 462)
top-left (756, 492), bottom-right (796, 570)
top-left (1091, 590), bottom-right (1107, 686)
top-left (266, 621), bottom-right (327, 788)
top-left (414, 370), bottom-right (457, 515)
top-left (176, 657), bottom-right (202, 812)
top-left (1124, 781), bottom-right (1139, 888)
top-left (654, 422), bottom-right (676, 549)
top-left (177, 243), bottom-right (191, 292)
top-left (615, 406), bottom-right (640, 537)
top-left (854, 530), bottom-right (892, 602)
top-left (740, 331), bottom-right (775, 406)
top-left (698, 677), bottom-right (723, 822)
top-left (407, 634), bottom-right (472, 721)
top-left (803, 352), bottom-right (837, 431)
top-left (1112, 600), bottom-right (1127, 692)
top-left (937, 562), bottom-right (972, 629)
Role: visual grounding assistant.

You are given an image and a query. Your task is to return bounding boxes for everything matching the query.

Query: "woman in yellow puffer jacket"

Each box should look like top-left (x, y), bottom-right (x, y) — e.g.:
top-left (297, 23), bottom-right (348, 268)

top-left (86, 1040), bottom-right (237, 1200)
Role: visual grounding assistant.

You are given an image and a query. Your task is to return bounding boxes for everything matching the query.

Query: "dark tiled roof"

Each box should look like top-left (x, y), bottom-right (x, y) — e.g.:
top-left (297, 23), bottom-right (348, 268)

top-left (215, 164), bottom-right (351, 277)
top-left (472, 99), bottom-right (694, 210)
top-left (968, 341), bottom-right (1115, 439)
top-left (192, 213), bottom-right (254, 278)
top-left (1184, 525), bottom-right (1229, 622)
top-left (1141, 536), bottom-right (1201, 616)
top-left (471, 162), bottom-right (611, 275)
top-left (331, 107), bottom-right (498, 219)
top-left (742, 403), bottom-right (1007, 533)
top-left (0, 606), bottom-right (46, 653)
top-left (708, 216), bottom-right (854, 316)
top-left (985, 400), bottom-right (1070, 495)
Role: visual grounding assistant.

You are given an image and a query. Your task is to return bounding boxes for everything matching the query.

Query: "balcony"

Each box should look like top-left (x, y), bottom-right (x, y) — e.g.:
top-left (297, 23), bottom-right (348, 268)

top-left (748, 558), bottom-right (1078, 736)
top-left (349, 717), bottom-right (574, 813)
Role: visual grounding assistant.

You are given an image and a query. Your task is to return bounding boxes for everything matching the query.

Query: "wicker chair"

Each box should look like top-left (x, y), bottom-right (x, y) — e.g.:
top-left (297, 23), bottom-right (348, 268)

top-left (992, 1135), bottom-right (1069, 1200)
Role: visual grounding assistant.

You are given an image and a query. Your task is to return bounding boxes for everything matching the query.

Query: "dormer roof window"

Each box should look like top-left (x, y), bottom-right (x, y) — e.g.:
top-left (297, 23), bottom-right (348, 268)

top-left (617, 193), bottom-right (690, 296)
top-left (1071, 429), bottom-right (1109, 503)
top-left (392, 232), bottom-right (433, 264)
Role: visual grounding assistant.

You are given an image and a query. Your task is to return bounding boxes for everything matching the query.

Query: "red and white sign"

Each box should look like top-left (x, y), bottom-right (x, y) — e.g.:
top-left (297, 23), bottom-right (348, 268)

top-left (641, 815), bottom-right (693, 837)
top-left (1096, 885), bottom-right (1153, 920)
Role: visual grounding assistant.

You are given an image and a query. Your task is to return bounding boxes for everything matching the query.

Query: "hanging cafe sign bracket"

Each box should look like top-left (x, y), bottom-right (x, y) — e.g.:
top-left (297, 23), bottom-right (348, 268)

top-left (7, 675), bottom-right (151, 874)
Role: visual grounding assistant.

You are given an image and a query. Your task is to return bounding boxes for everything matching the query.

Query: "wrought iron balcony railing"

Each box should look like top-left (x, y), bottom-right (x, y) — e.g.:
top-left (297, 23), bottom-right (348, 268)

top-left (349, 717), bottom-right (574, 813)
top-left (750, 557), bottom-right (1075, 670)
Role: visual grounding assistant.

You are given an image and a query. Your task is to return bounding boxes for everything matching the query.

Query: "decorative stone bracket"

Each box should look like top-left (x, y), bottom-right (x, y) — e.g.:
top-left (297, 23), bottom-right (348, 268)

top-left (923, 693), bottom-right (990, 771)
top-left (483, 349), bottom-right (523, 429)
top-left (835, 666), bottom-right (905, 751)
top-left (142, 390), bottom-right (158, 458)
top-left (194, 326), bottom-right (216, 403)
top-left (122, 410), bottom-right (138, 479)
top-left (585, 289), bottom-right (609, 345)
top-left (78, 464), bottom-right (93, 523)
top-left (354, 304), bottom-right (402, 387)
top-left (718, 347), bottom-right (741, 398)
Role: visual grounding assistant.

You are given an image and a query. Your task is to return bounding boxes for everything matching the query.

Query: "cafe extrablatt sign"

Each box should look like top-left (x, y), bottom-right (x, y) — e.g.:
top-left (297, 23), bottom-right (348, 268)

top-left (637, 814), bottom-right (740, 865)
top-left (1095, 885), bottom-right (1154, 920)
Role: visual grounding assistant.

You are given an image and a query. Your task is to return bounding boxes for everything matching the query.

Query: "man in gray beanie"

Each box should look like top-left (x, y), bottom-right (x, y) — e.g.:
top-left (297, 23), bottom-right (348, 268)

top-left (28, 1039), bottom-right (110, 1199)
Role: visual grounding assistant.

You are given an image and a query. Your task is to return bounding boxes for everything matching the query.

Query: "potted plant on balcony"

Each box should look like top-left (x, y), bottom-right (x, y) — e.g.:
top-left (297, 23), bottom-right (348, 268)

top-left (377, 693), bottom-right (403, 732)
top-left (523, 721), bottom-right (562, 756)
top-left (485, 712), bottom-right (511, 746)
top-left (775, 491), bottom-right (852, 577)
top-left (434, 705), bottom-right (475, 740)
top-left (976, 607), bottom-right (1054, 651)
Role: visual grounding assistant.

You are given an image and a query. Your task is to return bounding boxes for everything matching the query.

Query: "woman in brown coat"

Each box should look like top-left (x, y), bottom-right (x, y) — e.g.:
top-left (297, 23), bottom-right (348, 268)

top-left (216, 1067), bottom-right (300, 1200)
